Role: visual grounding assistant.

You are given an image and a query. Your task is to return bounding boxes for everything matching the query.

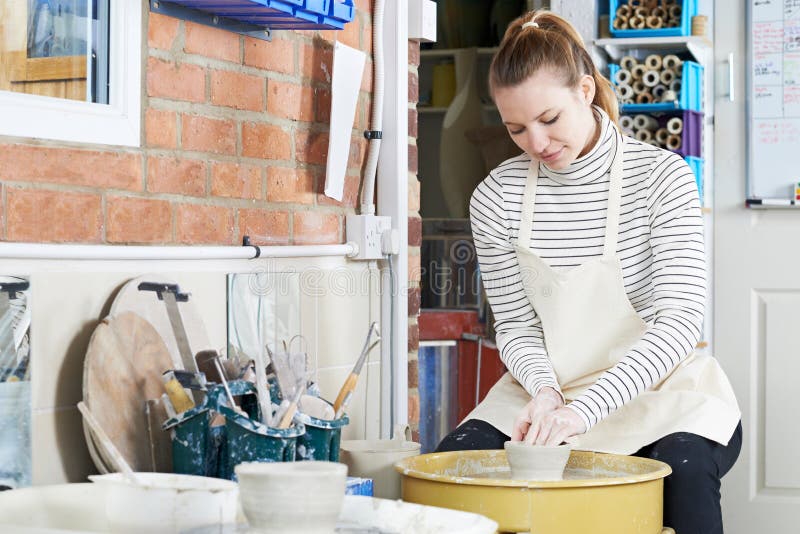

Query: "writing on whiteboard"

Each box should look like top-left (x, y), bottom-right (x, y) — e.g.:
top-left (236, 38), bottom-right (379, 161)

top-left (756, 120), bottom-right (800, 144)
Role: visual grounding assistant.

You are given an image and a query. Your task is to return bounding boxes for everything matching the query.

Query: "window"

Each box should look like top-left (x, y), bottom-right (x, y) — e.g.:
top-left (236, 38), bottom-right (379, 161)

top-left (0, 1), bottom-right (141, 146)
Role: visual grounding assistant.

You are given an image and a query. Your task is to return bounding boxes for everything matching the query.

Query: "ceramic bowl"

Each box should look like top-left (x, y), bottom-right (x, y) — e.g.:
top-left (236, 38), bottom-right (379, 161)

top-left (235, 461), bottom-right (347, 533)
top-left (503, 441), bottom-right (572, 481)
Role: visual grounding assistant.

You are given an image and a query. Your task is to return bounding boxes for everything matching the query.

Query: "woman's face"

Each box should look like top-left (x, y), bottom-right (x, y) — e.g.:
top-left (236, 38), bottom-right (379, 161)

top-left (494, 69), bottom-right (598, 170)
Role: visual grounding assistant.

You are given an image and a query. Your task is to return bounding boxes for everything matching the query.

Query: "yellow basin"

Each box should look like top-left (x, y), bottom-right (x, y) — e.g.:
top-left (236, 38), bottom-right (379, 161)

top-left (396, 449), bottom-right (672, 534)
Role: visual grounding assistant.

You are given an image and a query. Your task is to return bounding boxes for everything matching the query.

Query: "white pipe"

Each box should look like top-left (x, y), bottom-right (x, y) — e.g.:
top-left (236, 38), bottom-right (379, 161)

top-left (359, 0), bottom-right (385, 215)
top-left (0, 242), bottom-right (358, 261)
top-left (377, 0), bottom-right (408, 438)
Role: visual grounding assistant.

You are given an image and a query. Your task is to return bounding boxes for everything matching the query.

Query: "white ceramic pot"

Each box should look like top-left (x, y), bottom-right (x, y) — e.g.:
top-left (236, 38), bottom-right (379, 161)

top-left (339, 434), bottom-right (421, 499)
top-left (235, 461), bottom-right (347, 534)
top-left (503, 441), bottom-right (572, 481)
top-left (89, 472), bottom-right (238, 533)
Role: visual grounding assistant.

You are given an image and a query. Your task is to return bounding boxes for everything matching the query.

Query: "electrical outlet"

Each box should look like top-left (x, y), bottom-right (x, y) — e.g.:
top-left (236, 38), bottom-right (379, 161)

top-left (346, 214), bottom-right (392, 260)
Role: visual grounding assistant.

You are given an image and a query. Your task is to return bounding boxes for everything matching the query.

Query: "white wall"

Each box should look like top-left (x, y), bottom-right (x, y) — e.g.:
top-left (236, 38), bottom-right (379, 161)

top-left (0, 255), bottom-right (381, 485)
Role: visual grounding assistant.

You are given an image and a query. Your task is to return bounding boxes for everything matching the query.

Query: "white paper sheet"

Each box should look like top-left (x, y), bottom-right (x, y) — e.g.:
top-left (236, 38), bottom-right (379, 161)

top-left (324, 42), bottom-right (367, 201)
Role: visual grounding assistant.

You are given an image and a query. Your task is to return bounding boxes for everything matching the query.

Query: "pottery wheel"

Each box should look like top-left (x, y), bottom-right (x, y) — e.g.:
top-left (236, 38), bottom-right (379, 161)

top-left (82, 311), bottom-right (173, 472)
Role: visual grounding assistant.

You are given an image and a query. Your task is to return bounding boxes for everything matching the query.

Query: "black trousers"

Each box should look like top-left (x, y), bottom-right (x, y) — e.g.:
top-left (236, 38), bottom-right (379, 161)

top-left (436, 419), bottom-right (743, 534)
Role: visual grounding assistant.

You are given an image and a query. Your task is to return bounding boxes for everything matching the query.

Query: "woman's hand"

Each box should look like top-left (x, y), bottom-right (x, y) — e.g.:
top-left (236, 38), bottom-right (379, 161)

top-left (511, 387), bottom-right (563, 442)
top-left (528, 407), bottom-right (586, 446)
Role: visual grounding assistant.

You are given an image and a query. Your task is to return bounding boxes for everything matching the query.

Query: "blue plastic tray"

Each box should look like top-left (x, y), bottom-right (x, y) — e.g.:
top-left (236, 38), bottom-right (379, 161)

top-left (165, 0), bottom-right (355, 31)
top-left (609, 0), bottom-right (697, 38)
top-left (685, 155), bottom-right (704, 203)
top-left (610, 60), bottom-right (703, 113)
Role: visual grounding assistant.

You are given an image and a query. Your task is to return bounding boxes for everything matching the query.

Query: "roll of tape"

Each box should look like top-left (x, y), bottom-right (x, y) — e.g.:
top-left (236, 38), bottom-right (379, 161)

top-left (615, 68), bottom-right (632, 86)
top-left (635, 129), bottom-right (653, 143)
top-left (617, 5), bottom-right (631, 18)
top-left (652, 6), bottom-right (666, 18)
top-left (629, 15), bottom-right (646, 29)
top-left (645, 54), bottom-right (663, 70)
top-left (646, 16), bottom-right (663, 29)
top-left (614, 14), bottom-right (629, 29)
top-left (621, 55), bottom-right (638, 71)
top-left (655, 128), bottom-right (670, 144)
top-left (631, 64), bottom-right (647, 80)
top-left (666, 134), bottom-right (682, 151)
top-left (669, 79), bottom-right (682, 93)
top-left (633, 80), bottom-right (646, 94)
top-left (661, 89), bottom-right (677, 102)
top-left (669, 5), bottom-right (682, 19)
top-left (620, 115), bottom-right (635, 132)
top-left (643, 70), bottom-right (660, 87)
top-left (636, 91), bottom-right (653, 104)
top-left (666, 117), bottom-right (683, 135)
top-left (618, 84), bottom-right (634, 101)
top-left (633, 114), bottom-right (658, 130)
top-left (662, 54), bottom-right (682, 71)
top-left (628, 0), bottom-right (642, 6)
top-left (652, 84), bottom-right (667, 99)
top-left (634, 6), bottom-right (648, 18)
top-left (660, 69), bottom-right (676, 85)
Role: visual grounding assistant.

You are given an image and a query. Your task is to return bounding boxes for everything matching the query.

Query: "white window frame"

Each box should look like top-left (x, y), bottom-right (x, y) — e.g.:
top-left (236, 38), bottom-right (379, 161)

top-left (0, 1), bottom-right (142, 147)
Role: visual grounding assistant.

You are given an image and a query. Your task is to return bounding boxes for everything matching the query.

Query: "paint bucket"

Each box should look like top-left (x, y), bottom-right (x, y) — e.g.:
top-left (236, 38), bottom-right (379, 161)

top-left (220, 405), bottom-right (305, 480)
top-left (295, 397), bottom-right (349, 462)
top-left (339, 424), bottom-right (421, 499)
top-left (162, 406), bottom-right (215, 477)
top-left (89, 472), bottom-right (237, 534)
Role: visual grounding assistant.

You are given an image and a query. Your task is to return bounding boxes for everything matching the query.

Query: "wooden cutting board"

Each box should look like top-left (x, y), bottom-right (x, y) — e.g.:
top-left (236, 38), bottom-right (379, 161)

top-left (82, 312), bottom-right (174, 473)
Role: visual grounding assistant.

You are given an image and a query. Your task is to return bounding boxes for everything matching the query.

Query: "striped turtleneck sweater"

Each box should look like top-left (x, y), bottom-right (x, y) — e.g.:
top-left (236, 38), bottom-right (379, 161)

top-left (469, 108), bottom-right (705, 431)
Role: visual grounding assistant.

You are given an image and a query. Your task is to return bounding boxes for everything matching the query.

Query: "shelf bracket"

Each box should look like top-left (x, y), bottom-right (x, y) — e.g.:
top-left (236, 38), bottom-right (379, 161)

top-left (150, 0), bottom-right (272, 42)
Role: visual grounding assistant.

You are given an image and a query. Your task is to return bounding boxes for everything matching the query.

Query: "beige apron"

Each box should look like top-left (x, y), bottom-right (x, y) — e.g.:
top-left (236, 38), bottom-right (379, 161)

top-left (466, 130), bottom-right (740, 454)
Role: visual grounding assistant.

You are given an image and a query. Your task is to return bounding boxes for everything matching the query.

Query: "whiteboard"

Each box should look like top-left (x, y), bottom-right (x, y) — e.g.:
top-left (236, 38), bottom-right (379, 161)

top-left (748, 0), bottom-right (800, 199)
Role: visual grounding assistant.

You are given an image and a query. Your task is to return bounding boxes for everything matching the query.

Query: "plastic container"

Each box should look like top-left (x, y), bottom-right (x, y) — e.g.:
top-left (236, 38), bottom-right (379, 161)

top-left (610, 60), bottom-right (704, 112)
top-left (340, 425), bottom-right (421, 499)
top-left (221, 405), bottom-right (305, 480)
top-left (609, 0), bottom-right (697, 38)
top-left (295, 400), bottom-right (349, 461)
top-left (621, 109), bottom-right (703, 157)
top-left (685, 155), bottom-right (705, 203)
top-left (166, 0), bottom-right (355, 31)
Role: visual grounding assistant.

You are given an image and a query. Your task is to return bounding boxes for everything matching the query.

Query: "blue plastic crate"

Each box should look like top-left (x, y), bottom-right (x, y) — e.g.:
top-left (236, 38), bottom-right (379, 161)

top-left (685, 155), bottom-right (704, 203)
top-left (165, 0), bottom-right (355, 31)
top-left (610, 60), bottom-right (703, 112)
top-left (609, 0), bottom-right (697, 37)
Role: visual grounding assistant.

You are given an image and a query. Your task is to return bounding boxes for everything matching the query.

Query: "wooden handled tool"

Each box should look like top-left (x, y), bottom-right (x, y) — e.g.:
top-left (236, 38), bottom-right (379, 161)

top-left (333, 322), bottom-right (380, 418)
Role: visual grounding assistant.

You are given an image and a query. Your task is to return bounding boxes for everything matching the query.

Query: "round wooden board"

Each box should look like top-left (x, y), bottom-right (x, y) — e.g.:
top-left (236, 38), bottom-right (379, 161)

top-left (109, 275), bottom-right (213, 371)
top-left (82, 312), bottom-right (173, 472)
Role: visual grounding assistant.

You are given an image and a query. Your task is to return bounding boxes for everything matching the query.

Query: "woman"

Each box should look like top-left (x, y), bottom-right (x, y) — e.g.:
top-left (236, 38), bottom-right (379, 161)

top-left (436, 11), bottom-right (742, 534)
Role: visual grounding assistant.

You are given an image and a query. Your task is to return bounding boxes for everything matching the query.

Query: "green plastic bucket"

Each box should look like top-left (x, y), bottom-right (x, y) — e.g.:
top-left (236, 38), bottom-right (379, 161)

top-left (220, 406), bottom-right (304, 480)
top-left (162, 406), bottom-right (214, 477)
top-left (295, 409), bottom-right (349, 462)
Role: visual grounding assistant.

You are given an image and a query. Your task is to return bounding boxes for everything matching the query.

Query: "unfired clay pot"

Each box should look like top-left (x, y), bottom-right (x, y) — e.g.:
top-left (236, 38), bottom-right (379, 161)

top-left (235, 461), bottom-right (347, 533)
top-left (503, 441), bottom-right (572, 481)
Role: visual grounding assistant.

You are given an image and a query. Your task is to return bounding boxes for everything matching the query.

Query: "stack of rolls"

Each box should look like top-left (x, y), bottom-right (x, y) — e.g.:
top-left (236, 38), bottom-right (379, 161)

top-left (619, 113), bottom-right (684, 152)
top-left (614, 54), bottom-right (683, 105)
top-left (612, 0), bottom-right (683, 30)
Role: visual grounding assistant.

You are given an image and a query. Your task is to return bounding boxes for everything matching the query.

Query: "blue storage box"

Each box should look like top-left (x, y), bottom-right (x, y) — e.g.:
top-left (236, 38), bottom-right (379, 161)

top-left (609, 0), bottom-right (697, 38)
top-left (685, 155), bottom-right (704, 203)
top-left (163, 0), bottom-right (355, 31)
top-left (610, 60), bottom-right (703, 113)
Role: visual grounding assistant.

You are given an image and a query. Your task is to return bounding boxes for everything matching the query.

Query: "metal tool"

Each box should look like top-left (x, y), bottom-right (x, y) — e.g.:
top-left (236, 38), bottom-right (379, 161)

top-left (137, 282), bottom-right (197, 373)
top-left (0, 281), bottom-right (28, 383)
top-left (333, 322), bottom-right (380, 419)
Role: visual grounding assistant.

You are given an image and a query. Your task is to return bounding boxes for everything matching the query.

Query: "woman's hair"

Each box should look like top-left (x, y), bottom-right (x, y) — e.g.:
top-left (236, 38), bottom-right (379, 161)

top-left (489, 10), bottom-right (619, 126)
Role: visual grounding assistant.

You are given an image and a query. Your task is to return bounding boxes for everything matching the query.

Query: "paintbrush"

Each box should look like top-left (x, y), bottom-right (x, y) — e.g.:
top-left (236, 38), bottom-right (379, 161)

top-left (333, 322), bottom-right (380, 419)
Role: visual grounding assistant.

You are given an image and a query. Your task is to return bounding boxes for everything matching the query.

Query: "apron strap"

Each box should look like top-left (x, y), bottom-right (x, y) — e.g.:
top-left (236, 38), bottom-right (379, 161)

top-left (517, 125), bottom-right (625, 257)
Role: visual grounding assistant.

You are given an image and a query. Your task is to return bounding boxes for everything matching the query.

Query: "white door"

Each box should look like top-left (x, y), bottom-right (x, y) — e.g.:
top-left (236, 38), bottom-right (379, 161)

top-left (716, 1), bottom-right (800, 532)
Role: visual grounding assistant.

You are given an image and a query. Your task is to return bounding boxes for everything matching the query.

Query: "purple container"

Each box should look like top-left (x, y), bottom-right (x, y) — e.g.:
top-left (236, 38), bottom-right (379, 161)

top-left (670, 110), bottom-right (703, 158)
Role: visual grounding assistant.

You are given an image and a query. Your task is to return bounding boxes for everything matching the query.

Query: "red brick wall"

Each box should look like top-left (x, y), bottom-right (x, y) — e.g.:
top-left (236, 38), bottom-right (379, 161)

top-left (0, 6), bottom-right (375, 246)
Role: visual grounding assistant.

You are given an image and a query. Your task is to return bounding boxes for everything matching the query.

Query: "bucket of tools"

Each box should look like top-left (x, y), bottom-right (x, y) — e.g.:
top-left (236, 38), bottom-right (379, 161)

top-left (294, 395), bottom-right (349, 462)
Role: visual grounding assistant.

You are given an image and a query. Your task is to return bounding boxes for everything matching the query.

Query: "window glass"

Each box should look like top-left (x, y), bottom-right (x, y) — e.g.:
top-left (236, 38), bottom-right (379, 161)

top-left (1, 0), bottom-right (109, 104)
